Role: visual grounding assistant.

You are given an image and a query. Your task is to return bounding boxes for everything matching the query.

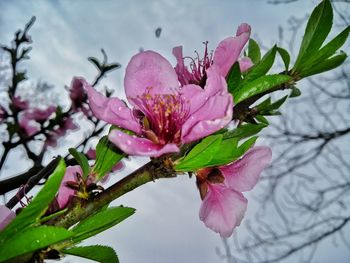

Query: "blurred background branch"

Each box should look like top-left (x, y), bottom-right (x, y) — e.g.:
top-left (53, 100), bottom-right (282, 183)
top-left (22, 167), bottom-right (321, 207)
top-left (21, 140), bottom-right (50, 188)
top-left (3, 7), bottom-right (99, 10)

top-left (219, 1), bottom-right (350, 262)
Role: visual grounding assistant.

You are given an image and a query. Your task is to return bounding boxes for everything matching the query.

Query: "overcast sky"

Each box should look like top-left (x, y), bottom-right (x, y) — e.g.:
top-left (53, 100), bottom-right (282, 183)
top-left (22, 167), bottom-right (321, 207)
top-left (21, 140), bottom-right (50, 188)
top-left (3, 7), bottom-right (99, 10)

top-left (1, 1), bottom-right (348, 263)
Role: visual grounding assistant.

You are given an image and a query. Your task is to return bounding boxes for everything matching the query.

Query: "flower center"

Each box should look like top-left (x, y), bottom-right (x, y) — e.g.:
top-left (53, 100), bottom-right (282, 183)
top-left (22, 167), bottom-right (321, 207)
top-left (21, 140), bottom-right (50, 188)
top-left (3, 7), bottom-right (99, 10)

top-left (183, 41), bottom-right (213, 87)
top-left (133, 88), bottom-right (189, 145)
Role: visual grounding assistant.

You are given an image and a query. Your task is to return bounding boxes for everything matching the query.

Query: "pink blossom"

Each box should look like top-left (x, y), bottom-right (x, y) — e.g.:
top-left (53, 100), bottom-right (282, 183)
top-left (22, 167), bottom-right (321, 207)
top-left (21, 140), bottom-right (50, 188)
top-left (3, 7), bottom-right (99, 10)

top-left (19, 117), bottom-right (40, 137)
top-left (54, 117), bottom-right (78, 137)
top-left (173, 23), bottom-right (253, 86)
top-left (0, 205), bottom-right (15, 231)
top-left (44, 117), bottom-right (78, 148)
top-left (86, 148), bottom-right (96, 159)
top-left (12, 96), bottom-right (29, 111)
top-left (198, 146), bottom-right (272, 237)
top-left (0, 105), bottom-right (8, 122)
top-left (23, 106), bottom-right (56, 122)
top-left (57, 160), bottom-right (123, 208)
top-left (69, 77), bottom-right (90, 115)
top-left (56, 166), bottom-right (82, 209)
top-left (84, 50), bottom-right (233, 157)
top-left (18, 106), bottom-right (56, 137)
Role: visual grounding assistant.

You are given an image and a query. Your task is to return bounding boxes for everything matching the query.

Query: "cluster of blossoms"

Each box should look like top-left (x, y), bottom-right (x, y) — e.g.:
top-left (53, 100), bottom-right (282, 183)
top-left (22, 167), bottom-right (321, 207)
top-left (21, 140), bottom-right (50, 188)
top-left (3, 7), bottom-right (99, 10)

top-left (0, 94), bottom-right (80, 147)
top-left (75, 23), bottom-right (270, 237)
top-left (1, 23), bottom-right (271, 237)
top-left (0, 75), bottom-right (94, 229)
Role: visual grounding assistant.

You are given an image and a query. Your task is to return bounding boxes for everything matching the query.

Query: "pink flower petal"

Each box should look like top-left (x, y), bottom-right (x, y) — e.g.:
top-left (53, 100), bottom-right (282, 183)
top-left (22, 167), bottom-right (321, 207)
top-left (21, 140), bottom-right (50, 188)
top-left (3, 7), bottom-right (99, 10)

top-left (57, 165), bottom-right (82, 209)
top-left (55, 117), bottom-right (78, 137)
top-left (109, 130), bottom-right (180, 157)
top-left (173, 46), bottom-right (193, 86)
top-left (23, 106), bottom-right (56, 121)
top-left (124, 51), bottom-right (180, 100)
top-left (181, 94), bottom-right (233, 143)
top-left (181, 66), bottom-right (233, 142)
top-left (213, 23), bottom-right (251, 77)
top-left (12, 96), bottom-right (29, 110)
top-left (239, 57), bottom-right (254, 72)
top-left (181, 66), bottom-right (228, 115)
top-left (19, 118), bottom-right (40, 137)
top-left (70, 77), bottom-right (86, 111)
top-left (236, 23), bottom-right (251, 36)
top-left (0, 205), bottom-right (15, 230)
top-left (84, 81), bottom-right (142, 134)
top-left (199, 184), bottom-right (247, 237)
top-left (180, 84), bottom-right (206, 114)
top-left (220, 146), bottom-right (272, 192)
top-left (112, 161), bottom-right (124, 172)
top-left (173, 46), bottom-right (186, 72)
top-left (0, 105), bottom-right (8, 121)
top-left (86, 148), bottom-right (96, 159)
top-left (181, 69), bottom-right (233, 143)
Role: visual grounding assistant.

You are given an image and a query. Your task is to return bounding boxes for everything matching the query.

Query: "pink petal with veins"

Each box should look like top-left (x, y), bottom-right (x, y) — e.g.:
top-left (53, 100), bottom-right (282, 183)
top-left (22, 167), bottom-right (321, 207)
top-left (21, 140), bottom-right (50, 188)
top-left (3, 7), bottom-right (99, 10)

top-left (213, 23), bottom-right (251, 77)
top-left (239, 57), bottom-right (254, 72)
top-left (124, 51), bottom-right (180, 100)
top-left (84, 80), bottom-right (142, 134)
top-left (220, 146), bottom-right (272, 192)
top-left (199, 184), bottom-right (247, 237)
top-left (56, 166), bottom-right (82, 209)
top-left (109, 129), bottom-right (179, 157)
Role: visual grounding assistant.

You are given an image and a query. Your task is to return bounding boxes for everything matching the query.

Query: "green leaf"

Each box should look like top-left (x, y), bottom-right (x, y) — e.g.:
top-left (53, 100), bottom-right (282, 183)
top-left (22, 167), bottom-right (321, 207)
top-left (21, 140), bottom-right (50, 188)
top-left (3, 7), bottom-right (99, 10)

top-left (300, 26), bottom-right (350, 71)
top-left (259, 95), bottom-right (288, 112)
top-left (72, 206), bottom-right (135, 243)
top-left (64, 245), bottom-right (119, 263)
top-left (92, 136), bottom-right (124, 180)
top-left (223, 123), bottom-right (267, 140)
top-left (277, 47), bottom-right (291, 71)
top-left (255, 115), bottom-right (269, 125)
top-left (227, 62), bottom-right (242, 94)
top-left (294, 0), bottom-right (333, 70)
top-left (270, 96), bottom-right (288, 110)
top-left (244, 45), bottom-right (277, 81)
top-left (0, 159), bottom-right (66, 242)
top-left (208, 136), bottom-right (258, 166)
top-left (174, 135), bottom-right (223, 171)
top-left (69, 148), bottom-right (89, 178)
top-left (0, 226), bottom-right (73, 262)
top-left (206, 138), bottom-right (238, 166)
top-left (248, 39), bottom-right (261, 64)
top-left (237, 136), bottom-right (258, 155)
top-left (256, 97), bottom-right (272, 111)
top-left (300, 51), bottom-right (347, 77)
top-left (262, 110), bottom-right (281, 116)
top-left (234, 74), bottom-right (292, 104)
top-left (289, 87), bottom-right (302, 98)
